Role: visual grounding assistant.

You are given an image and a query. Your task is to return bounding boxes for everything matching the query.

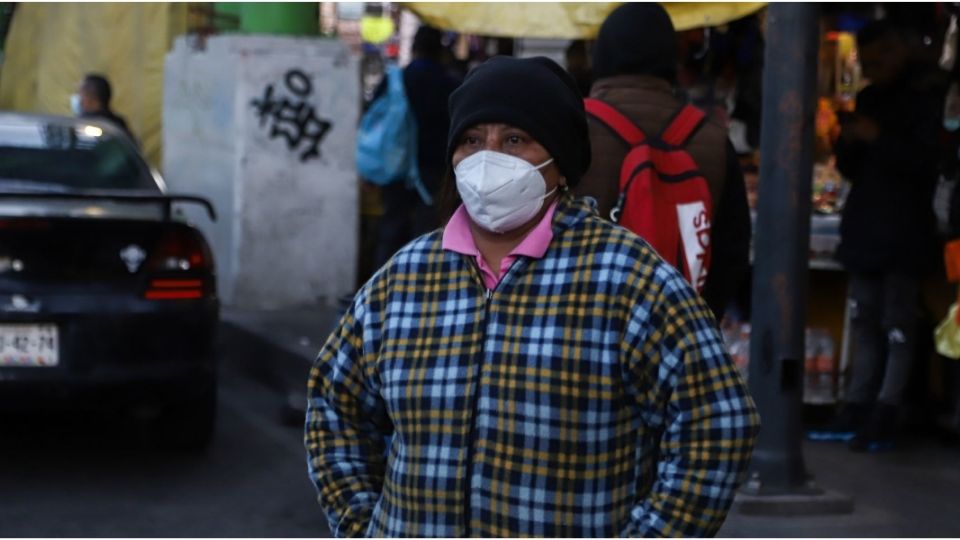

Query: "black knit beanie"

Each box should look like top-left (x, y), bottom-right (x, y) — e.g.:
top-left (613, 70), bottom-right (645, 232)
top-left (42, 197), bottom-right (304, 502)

top-left (446, 56), bottom-right (591, 186)
top-left (592, 3), bottom-right (678, 83)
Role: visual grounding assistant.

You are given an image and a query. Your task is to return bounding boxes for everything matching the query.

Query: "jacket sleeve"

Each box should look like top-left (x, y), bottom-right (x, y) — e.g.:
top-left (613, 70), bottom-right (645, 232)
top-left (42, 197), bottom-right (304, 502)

top-left (305, 295), bottom-right (390, 538)
top-left (702, 141), bottom-right (751, 319)
top-left (620, 265), bottom-right (760, 537)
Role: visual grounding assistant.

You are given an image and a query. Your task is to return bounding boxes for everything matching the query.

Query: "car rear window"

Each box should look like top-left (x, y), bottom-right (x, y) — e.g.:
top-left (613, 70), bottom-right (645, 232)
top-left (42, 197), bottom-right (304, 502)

top-left (0, 121), bottom-right (158, 191)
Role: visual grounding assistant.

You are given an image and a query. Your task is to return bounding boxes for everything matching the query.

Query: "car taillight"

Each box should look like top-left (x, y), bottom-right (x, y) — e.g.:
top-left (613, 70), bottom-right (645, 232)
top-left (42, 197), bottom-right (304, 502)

top-left (143, 228), bottom-right (213, 301)
top-left (145, 229), bottom-right (211, 273)
top-left (145, 279), bottom-right (204, 300)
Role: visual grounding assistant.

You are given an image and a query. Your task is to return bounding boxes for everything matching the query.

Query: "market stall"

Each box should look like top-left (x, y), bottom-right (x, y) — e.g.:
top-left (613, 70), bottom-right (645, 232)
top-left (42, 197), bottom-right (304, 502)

top-left (346, 3), bottom-right (952, 409)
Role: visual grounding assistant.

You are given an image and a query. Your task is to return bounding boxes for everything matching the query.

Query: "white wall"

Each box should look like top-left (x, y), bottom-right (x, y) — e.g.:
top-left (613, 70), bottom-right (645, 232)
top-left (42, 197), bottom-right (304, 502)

top-left (164, 35), bottom-right (360, 309)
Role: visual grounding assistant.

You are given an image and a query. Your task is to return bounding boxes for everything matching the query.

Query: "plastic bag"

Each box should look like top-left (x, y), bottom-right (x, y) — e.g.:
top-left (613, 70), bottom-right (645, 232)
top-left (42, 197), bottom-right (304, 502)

top-left (935, 303), bottom-right (960, 359)
top-left (355, 65), bottom-right (432, 205)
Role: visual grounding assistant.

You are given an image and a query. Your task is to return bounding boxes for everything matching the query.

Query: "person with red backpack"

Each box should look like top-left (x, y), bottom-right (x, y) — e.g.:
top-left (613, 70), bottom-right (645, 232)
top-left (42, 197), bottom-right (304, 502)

top-left (576, 3), bottom-right (751, 320)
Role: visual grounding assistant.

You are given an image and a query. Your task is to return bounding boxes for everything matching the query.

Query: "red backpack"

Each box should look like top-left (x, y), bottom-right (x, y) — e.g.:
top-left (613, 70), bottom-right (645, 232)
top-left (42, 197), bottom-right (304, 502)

top-left (584, 98), bottom-right (713, 292)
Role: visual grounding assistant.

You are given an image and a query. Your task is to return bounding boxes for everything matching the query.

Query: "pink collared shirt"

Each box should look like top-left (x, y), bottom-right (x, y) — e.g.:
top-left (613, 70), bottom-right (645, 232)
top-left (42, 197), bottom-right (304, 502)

top-left (441, 201), bottom-right (558, 290)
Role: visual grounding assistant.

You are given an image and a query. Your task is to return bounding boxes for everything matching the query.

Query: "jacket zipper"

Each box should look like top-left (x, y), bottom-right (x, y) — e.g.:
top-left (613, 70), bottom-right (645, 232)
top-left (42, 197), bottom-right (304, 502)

top-left (462, 260), bottom-right (492, 536)
top-left (461, 255), bottom-right (532, 535)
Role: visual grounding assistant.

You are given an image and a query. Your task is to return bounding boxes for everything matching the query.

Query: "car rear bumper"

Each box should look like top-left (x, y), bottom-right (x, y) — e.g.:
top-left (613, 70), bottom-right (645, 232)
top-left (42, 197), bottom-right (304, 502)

top-left (0, 300), bottom-right (218, 410)
top-left (0, 365), bottom-right (214, 411)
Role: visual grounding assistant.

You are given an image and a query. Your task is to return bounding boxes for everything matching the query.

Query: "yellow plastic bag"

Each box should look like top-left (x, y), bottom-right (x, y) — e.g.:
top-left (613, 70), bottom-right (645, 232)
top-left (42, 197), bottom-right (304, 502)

top-left (936, 303), bottom-right (960, 359)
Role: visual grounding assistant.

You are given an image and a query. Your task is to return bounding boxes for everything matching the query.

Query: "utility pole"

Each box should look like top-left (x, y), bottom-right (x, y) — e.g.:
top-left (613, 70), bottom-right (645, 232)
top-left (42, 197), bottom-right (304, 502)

top-left (738, 3), bottom-right (852, 514)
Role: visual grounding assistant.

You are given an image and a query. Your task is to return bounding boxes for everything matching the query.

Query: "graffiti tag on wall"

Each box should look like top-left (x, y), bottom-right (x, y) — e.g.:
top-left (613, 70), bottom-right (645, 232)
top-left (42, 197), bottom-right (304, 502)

top-left (251, 69), bottom-right (333, 162)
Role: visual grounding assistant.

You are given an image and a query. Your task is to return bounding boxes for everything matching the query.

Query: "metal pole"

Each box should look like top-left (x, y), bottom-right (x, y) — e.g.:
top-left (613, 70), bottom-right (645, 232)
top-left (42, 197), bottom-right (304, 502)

top-left (745, 2), bottom-right (821, 495)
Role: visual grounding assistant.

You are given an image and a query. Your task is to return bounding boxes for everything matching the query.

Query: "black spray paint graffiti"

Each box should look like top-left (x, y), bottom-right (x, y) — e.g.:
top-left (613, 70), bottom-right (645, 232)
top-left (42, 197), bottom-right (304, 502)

top-left (251, 69), bottom-right (333, 162)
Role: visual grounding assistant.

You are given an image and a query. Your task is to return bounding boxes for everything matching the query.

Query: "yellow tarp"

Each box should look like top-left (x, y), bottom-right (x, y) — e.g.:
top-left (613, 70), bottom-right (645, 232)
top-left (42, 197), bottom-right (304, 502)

top-left (0, 3), bottom-right (189, 168)
top-left (403, 2), bottom-right (767, 39)
top-left (0, 2), bottom-right (765, 167)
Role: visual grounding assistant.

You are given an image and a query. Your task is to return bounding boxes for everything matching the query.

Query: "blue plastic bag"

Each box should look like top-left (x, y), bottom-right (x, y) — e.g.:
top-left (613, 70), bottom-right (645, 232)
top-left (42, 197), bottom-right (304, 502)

top-left (356, 65), bottom-right (432, 205)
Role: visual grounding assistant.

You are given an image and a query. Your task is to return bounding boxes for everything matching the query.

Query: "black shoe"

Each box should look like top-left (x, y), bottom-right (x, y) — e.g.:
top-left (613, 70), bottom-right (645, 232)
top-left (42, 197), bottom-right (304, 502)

top-left (806, 402), bottom-right (870, 442)
top-left (849, 402), bottom-right (898, 453)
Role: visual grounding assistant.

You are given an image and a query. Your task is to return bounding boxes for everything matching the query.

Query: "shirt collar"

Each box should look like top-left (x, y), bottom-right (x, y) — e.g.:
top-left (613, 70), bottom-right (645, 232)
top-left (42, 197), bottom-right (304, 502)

top-left (442, 200), bottom-right (558, 259)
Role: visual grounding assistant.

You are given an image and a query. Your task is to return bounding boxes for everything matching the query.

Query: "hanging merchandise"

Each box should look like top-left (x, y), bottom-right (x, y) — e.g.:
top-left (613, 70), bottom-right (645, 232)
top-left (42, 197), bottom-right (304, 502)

top-left (804, 328), bottom-right (837, 405)
top-left (941, 14), bottom-right (959, 71)
top-left (936, 303), bottom-right (960, 359)
top-left (945, 238), bottom-right (960, 283)
top-left (723, 322), bottom-right (751, 380)
top-left (361, 15), bottom-right (395, 44)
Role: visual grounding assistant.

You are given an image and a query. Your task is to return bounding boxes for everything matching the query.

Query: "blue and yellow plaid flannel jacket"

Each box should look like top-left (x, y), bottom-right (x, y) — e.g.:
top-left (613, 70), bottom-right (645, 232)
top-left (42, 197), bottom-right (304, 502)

top-left (306, 197), bottom-right (760, 537)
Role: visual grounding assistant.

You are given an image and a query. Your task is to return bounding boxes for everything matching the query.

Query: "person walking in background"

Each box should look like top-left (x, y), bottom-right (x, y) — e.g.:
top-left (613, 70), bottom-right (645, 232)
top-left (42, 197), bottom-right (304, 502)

top-left (831, 19), bottom-right (947, 452)
top-left (71, 73), bottom-right (136, 143)
top-left (576, 3), bottom-right (751, 320)
top-left (306, 55), bottom-right (759, 537)
top-left (372, 25), bottom-right (459, 268)
top-left (564, 39), bottom-right (593, 97)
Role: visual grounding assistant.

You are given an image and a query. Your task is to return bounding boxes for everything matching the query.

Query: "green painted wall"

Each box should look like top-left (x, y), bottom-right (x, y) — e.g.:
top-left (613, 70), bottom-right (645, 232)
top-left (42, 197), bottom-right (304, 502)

top-left (215, 3), bottom-right (319, 36)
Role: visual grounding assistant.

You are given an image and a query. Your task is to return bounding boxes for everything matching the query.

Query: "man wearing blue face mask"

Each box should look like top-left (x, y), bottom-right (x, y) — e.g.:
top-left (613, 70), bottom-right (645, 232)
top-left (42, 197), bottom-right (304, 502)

top-left (70, 73), bottom-right (136, 144)
top-left (306, 55), bottom-right (759, 538)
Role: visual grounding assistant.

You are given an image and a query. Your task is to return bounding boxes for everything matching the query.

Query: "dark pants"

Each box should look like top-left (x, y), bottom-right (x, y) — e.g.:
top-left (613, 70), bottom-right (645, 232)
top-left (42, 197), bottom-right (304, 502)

top-left (373, 182), bottom-right (440, 269)
top-left (846, 272), bottom-right (919, 406)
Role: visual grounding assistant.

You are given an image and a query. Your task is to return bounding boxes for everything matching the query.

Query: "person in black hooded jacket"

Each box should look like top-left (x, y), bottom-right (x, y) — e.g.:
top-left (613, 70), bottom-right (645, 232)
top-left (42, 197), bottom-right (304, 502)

top-left (833, 19), bottom-right (947, 451)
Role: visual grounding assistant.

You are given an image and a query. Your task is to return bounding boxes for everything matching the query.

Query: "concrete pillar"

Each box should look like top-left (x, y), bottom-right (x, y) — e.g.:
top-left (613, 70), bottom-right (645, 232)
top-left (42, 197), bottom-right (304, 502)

top-left (163, 35), bottom-right (359, 310)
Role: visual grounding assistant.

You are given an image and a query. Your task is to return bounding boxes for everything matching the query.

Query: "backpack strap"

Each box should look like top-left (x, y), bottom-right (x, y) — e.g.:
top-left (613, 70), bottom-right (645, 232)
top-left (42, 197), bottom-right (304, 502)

top-left (660, 104), bottom-right (706, 147)
top-left (584, 98), bottom-right (646, 146)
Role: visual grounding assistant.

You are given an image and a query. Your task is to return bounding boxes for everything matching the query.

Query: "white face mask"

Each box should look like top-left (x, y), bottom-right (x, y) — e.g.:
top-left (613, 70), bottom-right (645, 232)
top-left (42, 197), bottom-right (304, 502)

top-left (454, 150), bottom-right (556, 233)
top-left (69, 94), bottom-right (83, 116)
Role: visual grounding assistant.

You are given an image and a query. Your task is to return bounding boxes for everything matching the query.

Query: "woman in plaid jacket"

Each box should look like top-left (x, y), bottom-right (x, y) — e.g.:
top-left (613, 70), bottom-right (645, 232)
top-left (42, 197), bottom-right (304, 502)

top-left (306, 56), bottom-right (760, 538)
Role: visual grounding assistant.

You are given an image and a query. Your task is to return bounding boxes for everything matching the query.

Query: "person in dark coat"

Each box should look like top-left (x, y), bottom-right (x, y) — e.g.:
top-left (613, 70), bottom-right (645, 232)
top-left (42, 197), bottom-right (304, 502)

top-left (71, 74), bottom-right (136, 143)
top-left (373, 25), bottom-right (460, 268)
top-left (833, 20), bottom-right (947, 451)
top-left (576, 3), bottom-right (751, 319)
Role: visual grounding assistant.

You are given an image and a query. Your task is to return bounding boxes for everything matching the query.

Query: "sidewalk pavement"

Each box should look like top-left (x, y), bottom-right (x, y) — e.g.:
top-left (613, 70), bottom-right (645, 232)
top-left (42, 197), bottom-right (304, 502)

top-left (219, 304), bottom-right (342, 425)
top-left (221, 304), bottom-right (960, 538)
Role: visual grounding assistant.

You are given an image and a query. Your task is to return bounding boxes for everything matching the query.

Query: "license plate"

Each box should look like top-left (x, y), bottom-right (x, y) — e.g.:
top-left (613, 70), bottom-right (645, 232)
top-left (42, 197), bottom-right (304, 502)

top-left (0, 324), bottom-right (59, 367)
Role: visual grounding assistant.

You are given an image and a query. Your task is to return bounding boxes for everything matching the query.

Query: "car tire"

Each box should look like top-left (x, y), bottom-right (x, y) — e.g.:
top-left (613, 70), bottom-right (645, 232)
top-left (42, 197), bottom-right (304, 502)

top-left (155, 376), bottom-right (217, 453)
